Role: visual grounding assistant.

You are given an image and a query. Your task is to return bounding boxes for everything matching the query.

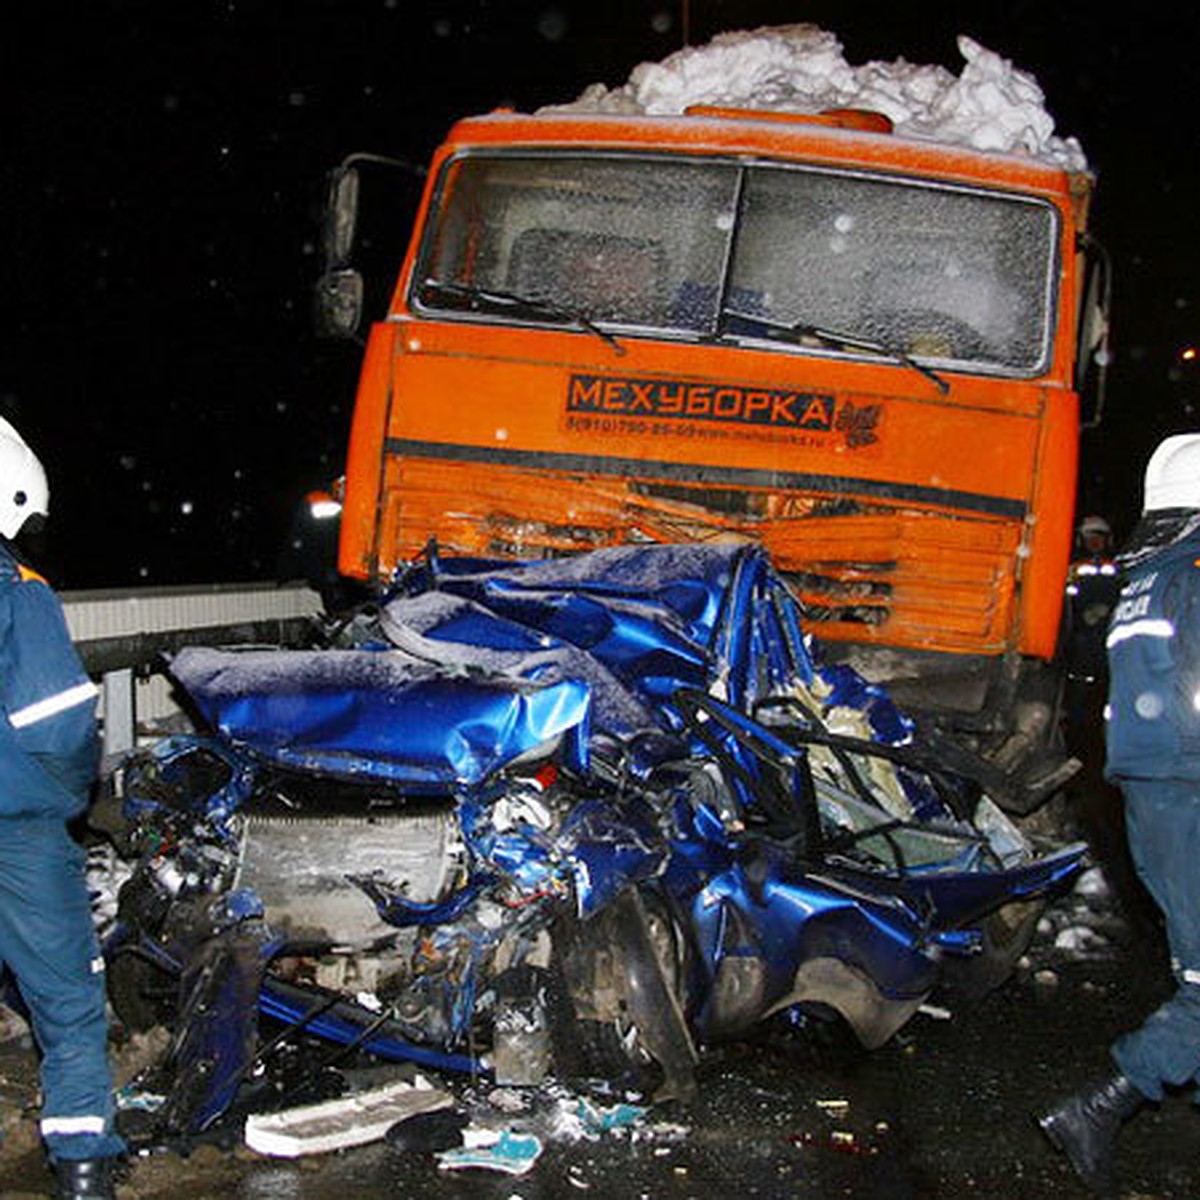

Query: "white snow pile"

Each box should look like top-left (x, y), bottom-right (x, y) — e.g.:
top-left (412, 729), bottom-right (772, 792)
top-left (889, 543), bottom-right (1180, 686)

top-left (541, 25), bottom-right (1088, 173)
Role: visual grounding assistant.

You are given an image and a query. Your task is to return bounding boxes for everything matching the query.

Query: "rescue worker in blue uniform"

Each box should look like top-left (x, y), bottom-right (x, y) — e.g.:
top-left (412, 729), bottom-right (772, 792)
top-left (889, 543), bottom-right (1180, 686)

top-left (1061, 513), bottom-right (1158, 937)
top-left (1062, 514), bottom-right (1120, 741)
top-left (1040, 433), bottom-right (1200, 1193)
top-left (0, 418), bottom-right (124, 1196)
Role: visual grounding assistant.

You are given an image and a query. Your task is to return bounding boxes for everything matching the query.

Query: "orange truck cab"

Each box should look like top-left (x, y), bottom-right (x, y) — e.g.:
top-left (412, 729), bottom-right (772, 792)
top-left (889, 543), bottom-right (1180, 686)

top-left (316, 103), bottom-right (1108, 810)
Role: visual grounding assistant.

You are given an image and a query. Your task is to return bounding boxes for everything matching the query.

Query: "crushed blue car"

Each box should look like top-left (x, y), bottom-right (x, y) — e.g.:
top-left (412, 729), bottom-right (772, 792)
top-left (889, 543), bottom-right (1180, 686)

top-left (103, 545), bottom-right (1085, 1134)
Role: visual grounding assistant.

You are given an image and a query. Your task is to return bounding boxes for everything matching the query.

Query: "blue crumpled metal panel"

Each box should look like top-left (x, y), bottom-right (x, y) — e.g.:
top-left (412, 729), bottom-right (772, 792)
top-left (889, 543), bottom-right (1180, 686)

top-left (131, 542), bottom-right (1086, 1132)
top-left (385, 544), bottom-right (815, 728)
top-left (169, 646), bottom-right (592, 788)
top-left (169, 545), bottom-right (828, 787)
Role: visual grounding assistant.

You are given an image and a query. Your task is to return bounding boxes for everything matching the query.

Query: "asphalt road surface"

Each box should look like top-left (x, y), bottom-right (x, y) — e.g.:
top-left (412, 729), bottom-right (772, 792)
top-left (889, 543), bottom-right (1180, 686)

top-left (2, 859), bottom-right (1197, 1200)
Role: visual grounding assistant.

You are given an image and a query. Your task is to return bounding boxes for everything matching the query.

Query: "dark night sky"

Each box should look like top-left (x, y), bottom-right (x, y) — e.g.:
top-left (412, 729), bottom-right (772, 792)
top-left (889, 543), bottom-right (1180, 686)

top-left (4, 1), bottom-right (1198, 590)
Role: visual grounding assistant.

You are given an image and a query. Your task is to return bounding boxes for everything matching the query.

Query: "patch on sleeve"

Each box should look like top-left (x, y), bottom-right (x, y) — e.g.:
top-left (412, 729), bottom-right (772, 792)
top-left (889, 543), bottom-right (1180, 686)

top-left (16, 564), bottom-right (47, 586)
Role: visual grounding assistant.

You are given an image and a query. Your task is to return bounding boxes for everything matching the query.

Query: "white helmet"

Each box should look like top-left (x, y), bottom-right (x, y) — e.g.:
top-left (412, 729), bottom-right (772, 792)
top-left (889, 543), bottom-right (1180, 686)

top-left (1078, 514), bottom-right (1112, 537)
top-left (0, 418), bottom-right (49, 539)
top-left (1144, 433), bottom-right (1200, 513)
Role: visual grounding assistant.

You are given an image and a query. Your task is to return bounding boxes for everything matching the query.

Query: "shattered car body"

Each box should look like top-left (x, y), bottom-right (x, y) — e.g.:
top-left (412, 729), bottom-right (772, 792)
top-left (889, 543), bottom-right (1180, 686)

top-left (103, 545), bottom-right (1084, 1132)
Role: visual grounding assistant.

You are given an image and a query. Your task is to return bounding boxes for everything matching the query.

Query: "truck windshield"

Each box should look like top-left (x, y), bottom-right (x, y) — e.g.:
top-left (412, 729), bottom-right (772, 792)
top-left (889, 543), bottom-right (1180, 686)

top-left (415, 152), bottom-right (1058, 374)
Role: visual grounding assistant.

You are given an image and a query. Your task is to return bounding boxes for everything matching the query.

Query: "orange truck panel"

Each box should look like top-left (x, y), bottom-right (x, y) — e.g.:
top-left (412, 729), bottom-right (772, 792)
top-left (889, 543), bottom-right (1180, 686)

top-left (339, 104), bottom-right (1088, 674)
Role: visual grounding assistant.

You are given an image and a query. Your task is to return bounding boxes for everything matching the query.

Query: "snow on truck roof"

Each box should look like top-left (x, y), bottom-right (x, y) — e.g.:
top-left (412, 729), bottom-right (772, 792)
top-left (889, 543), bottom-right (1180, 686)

top-left (538, 25), bottom-right (1088, 175)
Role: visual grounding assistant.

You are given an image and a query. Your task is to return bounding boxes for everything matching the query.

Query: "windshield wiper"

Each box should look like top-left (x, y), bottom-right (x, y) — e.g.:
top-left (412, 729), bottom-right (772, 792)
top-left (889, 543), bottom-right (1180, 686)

top-left (419, 279), bottom-right (624, 354)
top-left (721, 308), bottom-right (948, 396)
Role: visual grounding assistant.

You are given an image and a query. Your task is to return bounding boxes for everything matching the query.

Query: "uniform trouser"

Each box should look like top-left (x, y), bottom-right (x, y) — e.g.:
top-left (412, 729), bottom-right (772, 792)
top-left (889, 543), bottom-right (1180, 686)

top-left (0, 816), bottom-right (124, 1161)
top-left (1110, 777), bottom-right (1200, 1101)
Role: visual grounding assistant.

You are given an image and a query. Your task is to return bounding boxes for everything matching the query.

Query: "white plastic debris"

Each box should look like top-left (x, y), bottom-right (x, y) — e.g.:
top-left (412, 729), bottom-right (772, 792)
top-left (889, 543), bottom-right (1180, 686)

top-left (640, 1121), bottom-right (690, 1143)
top-left (487, 1087), bottom-right (532, 1114)
top-left (917, 1002), bottom-right (953, 1021)
top-left (437, 1128), bottom-right (543, 1175)
top-left (1075, 866), bottom-right (1112, 899)
top-left (243, 1078), bottom-right (454, 1157)
top-left (1054, 925), bottom-right (1109, 953)
top-left (543, 25), bottom-right (1087, 172)
top-left (491, 791), bottom-right (554, 833)
top-left (550, 1096), bottom-right (649, 1142)
top-left (578, 1098), bottom-right (648, 1134)
top-left (114, 1085), bottom-right (166, 1114)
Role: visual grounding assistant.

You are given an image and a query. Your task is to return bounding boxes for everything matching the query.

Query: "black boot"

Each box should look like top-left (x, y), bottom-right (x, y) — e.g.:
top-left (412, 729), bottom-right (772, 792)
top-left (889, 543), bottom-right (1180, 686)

top-left (1038, 1071), bottom-right (1145, 1194)
top-left (53, 1157), bottom-right (116, 1199)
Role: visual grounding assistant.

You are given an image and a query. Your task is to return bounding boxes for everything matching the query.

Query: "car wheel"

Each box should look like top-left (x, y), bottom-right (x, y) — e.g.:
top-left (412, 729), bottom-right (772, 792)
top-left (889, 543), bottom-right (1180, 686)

top-left (937, 898), bottom-right (1042, 1001)
top-left (549, 889), bottom-right (697, 1098)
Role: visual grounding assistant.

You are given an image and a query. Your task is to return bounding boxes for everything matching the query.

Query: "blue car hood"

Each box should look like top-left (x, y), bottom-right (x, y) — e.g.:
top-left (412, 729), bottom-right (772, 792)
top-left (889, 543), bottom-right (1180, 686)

top-left (169, 646), bottom-right (591, 789)
top-left (170, 545), bottom-right (833, 789)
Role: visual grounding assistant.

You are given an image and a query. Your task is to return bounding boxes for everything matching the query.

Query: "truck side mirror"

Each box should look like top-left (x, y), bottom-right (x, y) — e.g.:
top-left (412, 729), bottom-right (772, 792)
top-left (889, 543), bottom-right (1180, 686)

top-left (314, 268), bottom-right (364, 339)
top-left (322, 166), bottom-right (361, 270)
top-left (312, 153), bottom-right (424, 339)
top-left (1076, 237), bottom-right (1113, 430)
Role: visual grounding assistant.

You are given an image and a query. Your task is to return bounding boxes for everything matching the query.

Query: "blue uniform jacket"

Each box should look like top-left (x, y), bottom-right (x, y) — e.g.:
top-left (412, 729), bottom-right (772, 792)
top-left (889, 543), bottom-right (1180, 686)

top-left (1105, 531), bottom-right (1200, 782)
top-left (0, 543), bottom-right (99, 819)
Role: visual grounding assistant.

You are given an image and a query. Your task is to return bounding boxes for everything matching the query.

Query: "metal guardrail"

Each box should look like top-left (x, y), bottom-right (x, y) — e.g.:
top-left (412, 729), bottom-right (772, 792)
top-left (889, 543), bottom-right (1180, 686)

top-left (74, 614), bottom-right (318, 675)
top-left (62, 582), bottom-right (325, 754)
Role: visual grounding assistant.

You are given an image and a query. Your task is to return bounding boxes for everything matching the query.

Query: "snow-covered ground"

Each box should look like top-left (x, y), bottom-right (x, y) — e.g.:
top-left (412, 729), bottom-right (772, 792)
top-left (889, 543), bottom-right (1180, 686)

top-left (543, 25), bottom-right (1087, 173)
